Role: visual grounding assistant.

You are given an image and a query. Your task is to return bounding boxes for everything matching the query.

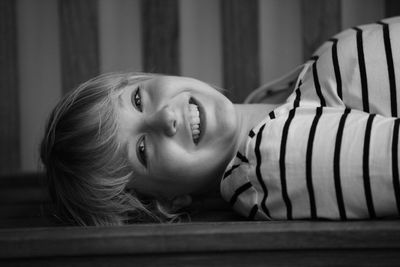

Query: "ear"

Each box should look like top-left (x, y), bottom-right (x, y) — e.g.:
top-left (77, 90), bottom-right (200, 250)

top-left (159, 195), bottom-right (192, 213)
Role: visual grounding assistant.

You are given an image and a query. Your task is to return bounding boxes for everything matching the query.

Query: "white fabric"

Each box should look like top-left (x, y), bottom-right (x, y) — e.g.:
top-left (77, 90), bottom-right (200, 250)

top-left (221, 17), bottom-right (400, 220)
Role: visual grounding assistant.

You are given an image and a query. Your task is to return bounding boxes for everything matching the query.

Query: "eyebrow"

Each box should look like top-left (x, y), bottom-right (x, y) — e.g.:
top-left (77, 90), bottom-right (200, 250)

top-left (116, 79), bottom-right (137, 109)
top-left (117, 80), bottom-right (145, 109)
top-left (117, 88), bottom-right (135, 110)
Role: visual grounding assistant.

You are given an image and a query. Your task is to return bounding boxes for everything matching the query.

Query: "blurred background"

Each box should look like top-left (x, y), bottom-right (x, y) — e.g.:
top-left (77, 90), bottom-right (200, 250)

top-left (0, 0), bottom-right (398, 175)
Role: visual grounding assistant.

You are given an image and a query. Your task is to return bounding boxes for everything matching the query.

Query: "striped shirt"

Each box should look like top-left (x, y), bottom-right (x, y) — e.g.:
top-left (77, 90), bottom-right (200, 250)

top-left (221, 17), bottom-right (400, 220)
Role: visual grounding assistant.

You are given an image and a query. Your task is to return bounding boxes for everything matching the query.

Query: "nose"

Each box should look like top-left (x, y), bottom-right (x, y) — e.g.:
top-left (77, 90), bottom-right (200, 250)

top-left (148, 105), bottom-right (177, 137)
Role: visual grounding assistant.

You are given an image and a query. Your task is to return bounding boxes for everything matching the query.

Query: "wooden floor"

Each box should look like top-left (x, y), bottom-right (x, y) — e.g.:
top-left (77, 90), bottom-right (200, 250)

top-left (1, 173), bottom-right (400, 266)
top-left (1, 220), bottom-right (400, 266)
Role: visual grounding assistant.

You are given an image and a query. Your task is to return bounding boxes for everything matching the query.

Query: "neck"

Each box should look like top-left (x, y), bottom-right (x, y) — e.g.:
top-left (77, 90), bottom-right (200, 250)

top-left (233, 103), bottom-right (280, 151)
top-left (194, 103), bottom-right (280, 198)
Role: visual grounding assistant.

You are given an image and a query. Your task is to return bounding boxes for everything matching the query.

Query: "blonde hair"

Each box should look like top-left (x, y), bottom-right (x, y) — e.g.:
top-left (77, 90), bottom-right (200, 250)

top-left (40, 72), bottom-right (172, 226)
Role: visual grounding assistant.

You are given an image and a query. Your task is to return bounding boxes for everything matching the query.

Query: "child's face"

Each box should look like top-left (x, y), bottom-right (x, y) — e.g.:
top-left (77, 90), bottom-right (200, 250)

top-left (116, 75), bottom-right (240, 199)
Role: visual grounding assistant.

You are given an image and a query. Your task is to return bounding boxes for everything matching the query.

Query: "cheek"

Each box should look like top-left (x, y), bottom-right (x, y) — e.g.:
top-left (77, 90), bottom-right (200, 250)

top-left (154, 147), bottom-right (194, 176)
top-left (154, 145), bottom-right (224, 181)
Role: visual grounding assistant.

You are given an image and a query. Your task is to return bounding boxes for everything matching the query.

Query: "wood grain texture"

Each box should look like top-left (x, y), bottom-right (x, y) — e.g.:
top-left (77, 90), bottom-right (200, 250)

top-left (0, 217), bottom-right (57, 229)
top-left (0, 173), bottom-right (53, 223)
top-left (1, 221), bottom-right (400, 263)
top-left (1, 177), bottom-right (400, 266)
top-left (386, 0), bottom-right (400, 16)
top-left (59, 0), bottom-right (100, 93)
top-left (0, 172), bottom-right (49, 205)
top-left (141, 0), bottom-right (180, 75)
top-left (3, 250), bottom-right (400, 267)
top-left (221, 0), bottom-right (260, 103)
top-left (301, 0), bottom-right (341, 60)
top-left (0, 0), bottom-right (20, 175)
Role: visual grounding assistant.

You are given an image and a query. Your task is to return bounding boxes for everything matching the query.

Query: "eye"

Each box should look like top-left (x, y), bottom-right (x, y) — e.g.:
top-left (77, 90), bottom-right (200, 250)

top-left (132, 87), bottom-right (143, 112)
top-left (136, 136), bottom-right (147, 167)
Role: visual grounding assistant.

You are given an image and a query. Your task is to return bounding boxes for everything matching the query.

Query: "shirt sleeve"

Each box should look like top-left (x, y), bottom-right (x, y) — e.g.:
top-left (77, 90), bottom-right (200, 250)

top-left (289, 17), bottom-right (400, 117)
top-left (221, 17), bottom-right (400, 220)
top-left (249, 106), bottom-right (400, 220)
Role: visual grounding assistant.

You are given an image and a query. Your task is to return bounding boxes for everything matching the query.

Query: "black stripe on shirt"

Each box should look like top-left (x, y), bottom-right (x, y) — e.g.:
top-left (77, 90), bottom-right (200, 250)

top-left (279, 109), bottom-right (296, 220)
top-left (312, 58), bottom-right (327, 107)
top-left (377, 21), bottom-right (397, 117)
top-left (392, 119), bottom-right (400, 215)
top-left (248, 204), bottom-right (258, 220)
top-left (353, 27), bottom-right (370, 112)
top-left (363, 114), bottom-right (376, 218)
top-left (229, 182), bottom-right (252, 206)
top-left (249, 130), bottom-right (255, 138)
top-left (236, 151), bottom-right (249, 163)
top-left (269, 111), bottom-right (276, 119)
top-left (255, 124), bottom-right (271, 218)
top-left (223, 164), bottom-right (240, 179)
top-left (306, 107), bottom-right (323, 219)
top-left (330, 38), bottom-right (343, 100)
top-left (294, 89), bottom-right (301, 108)
top-left (333, 108), bottom-right (351, 220)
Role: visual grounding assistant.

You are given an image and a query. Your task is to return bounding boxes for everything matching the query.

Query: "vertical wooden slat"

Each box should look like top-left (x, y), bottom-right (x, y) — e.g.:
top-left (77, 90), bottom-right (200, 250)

top-left (386, 0), bottom-right (400, 16)
top-left (301, 0), bottom-right (341, 60)
top-left (18, 0), bottom-right (62, 172)
top-left (259, 0), bottom-right (302, 84)
top-left (141, 0), bottom-right (180, 75)
top-left (0, 0), bottom-right (20, 175)
top-left (59, 0), bottom-right (100, 93)
top-left (180, 0), bottom-right (222, 88)
top-left (221, 0), bottom-right (260, 103)
top-left (98, 0), bottom-right (142, 73)
top-left (341, 0), bottom-right (384, 30)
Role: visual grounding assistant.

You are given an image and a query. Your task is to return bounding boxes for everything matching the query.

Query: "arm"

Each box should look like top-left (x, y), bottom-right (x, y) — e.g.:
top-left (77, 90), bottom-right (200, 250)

top-left (251, 106), bottom-right (400, 220)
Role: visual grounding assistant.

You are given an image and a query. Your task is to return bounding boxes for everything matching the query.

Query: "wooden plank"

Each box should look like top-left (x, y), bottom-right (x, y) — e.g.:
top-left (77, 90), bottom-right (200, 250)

top-left (17, 0), bottom-right (62, 173)
top-left (341, 0), bottom-right (384, 30)
top-left (0, 187), bottom-right (49, 204)
top-left (1, 221), bottom-right (400, 259)
top-left (59, 0), bottom-right (100, 93)
top-left (259, 0), bottom-right (303, 84)
top-left (0, 172), bottom-right (49, 204)
top-left (98, 0), bottom-right (142, 73)
top-left (386, 0), bottom-right (400, 16)
top-left (141, 0), bottom-right (180, 75)
top-left (0, 0), bottom-right (20, 175)
top-left (301, 0), bottom-right (341, 59)
top-left (180, 0), bottom-right (222, 87)
top-left (0, 217), bottom-right (57, 229)
top-left (0, 172), bottom-right (46, 187)
top-left (3, 250), bottom-right (400, 267)
top-left (0, 204), bottom-right (49, 219)
top-left (221, 0), bottom-right (260, 103)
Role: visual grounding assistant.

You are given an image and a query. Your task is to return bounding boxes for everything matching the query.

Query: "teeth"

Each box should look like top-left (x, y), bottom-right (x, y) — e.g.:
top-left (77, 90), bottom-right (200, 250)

top-left (189, 102), bottom-right (201, 143)
top-left (190, 117), bottom-right (200, 125)
top-left (189, 104), bottom-right (199, 114)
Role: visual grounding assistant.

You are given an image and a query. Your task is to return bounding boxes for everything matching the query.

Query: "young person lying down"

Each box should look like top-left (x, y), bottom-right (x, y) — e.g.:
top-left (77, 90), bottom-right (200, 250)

top-left (41, 17), bottom-right (400, 226)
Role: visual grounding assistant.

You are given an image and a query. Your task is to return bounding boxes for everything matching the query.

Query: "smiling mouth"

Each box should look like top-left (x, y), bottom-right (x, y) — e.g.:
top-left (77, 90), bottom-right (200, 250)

top-left (189, 97), bottom-right (202, 144)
